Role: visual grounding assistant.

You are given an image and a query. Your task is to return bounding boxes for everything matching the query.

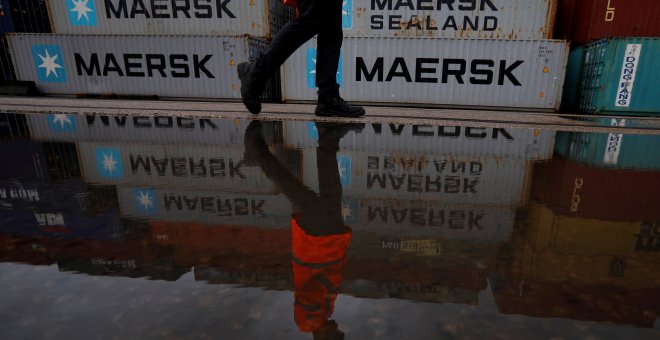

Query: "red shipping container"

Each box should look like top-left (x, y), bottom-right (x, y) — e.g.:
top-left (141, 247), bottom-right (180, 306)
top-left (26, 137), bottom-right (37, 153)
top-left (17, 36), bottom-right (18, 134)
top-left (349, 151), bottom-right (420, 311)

top-left (532, 157), bottom-right (660, 222)
top-left (555, 0), bottom-right (660, 44)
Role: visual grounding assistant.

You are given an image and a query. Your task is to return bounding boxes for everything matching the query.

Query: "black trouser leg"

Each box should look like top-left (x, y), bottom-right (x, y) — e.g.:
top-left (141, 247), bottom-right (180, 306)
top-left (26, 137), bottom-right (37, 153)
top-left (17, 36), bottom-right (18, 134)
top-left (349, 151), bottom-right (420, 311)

top-left (255, 0), bottom-right (321, 76)
top-left (315, 0), bottom-right (343, 95)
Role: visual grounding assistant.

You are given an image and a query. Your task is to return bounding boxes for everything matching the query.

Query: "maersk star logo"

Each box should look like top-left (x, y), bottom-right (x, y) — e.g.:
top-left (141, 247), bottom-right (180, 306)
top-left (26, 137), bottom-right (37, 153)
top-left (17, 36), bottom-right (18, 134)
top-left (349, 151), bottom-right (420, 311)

top-left (341, 198), bottom-right (358, 224)
top-left (306, 48), bottom-right (342, 89)
top-left (94, 147), bottom-right (124, 179)
top-left (337, 155), bottom-right (351, 187)
top-left (32, 45), bottom-right (67, 83)
top-left (47, 114), bottom-right (77, 132)
top-left (134, 189), bottom-right (157, 214)
top-left (67, 0), bottom-right (98, 26)
top-left (342, 0), bottom-right (353, 30)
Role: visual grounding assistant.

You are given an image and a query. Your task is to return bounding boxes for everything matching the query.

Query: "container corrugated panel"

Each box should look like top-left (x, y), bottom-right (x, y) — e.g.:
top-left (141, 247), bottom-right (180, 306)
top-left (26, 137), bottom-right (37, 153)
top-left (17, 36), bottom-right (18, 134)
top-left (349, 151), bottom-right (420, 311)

top-left (576, 38), bottom-right (660, 114)
top-left (6, 0), bottom-right (51, 33)
top-left (559, 46), bottom-right (583, 112)
top-left (284, 121), bottom-right (555, 160)
top-left (555, 0), bottom-right (660, 45)
top-left (300, 148), bottom-right (531, 205)
top-left (7, 34), bottom-right (278, 100)
top-left (350, 197), bottom-right (514, 242)
top-left (0, 35), bottom-right (15, 80)
top-left (555, 119), bottom-right (660, 170)
top-left (282, 37), bottom-right (568, 110)
top-left (0, 0), bottom-right (14, 33)
top-left (117, 187), bottom-right (291, 228)
top-left (344, 0), bottom-right (557, 39)
top-left (28, 113), bottom-right (283, 145)
top-left (47, 0), bottom-right (292, 37)
top-left (532, 157), bottom-right (660, 222)
top-left (77, 142), bottom-right (279, 194)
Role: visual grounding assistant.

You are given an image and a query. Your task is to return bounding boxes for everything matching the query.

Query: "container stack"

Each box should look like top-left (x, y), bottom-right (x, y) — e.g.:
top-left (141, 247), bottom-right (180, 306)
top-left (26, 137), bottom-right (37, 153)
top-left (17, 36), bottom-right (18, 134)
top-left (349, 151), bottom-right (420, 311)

top-left (557, 0), bottom-right (660, 116)
top-left (1, 0), bottom-right (52, 81)
top-left (5, 1), bottom-right (293, 100)
top-left (281, 0), bottom-right (569, 111)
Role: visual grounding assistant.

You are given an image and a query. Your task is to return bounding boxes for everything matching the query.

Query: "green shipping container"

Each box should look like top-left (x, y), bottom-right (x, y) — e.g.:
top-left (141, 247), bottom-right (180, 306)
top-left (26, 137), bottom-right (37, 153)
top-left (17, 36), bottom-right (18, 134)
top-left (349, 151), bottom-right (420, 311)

top-left (560, 46), bottom-right (585, 112)
top-left (573, 38), bottom-right (660, 115)
top-left (554, 118), bottom-right (660, 170)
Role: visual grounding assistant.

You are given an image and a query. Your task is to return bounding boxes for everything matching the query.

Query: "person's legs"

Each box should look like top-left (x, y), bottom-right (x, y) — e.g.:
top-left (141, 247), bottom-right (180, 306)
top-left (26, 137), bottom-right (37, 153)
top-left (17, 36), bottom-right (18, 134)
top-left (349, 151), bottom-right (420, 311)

top-left (238, 0), bottom-right (321, 114)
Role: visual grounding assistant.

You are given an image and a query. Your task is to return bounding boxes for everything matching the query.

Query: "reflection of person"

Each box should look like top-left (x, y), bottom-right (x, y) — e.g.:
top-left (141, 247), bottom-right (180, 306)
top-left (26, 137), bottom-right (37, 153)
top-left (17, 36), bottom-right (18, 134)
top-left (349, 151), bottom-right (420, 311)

top-left (245, 121), bottom-right (361, 339)
top-left (237, 0), bottom-right (365, 118)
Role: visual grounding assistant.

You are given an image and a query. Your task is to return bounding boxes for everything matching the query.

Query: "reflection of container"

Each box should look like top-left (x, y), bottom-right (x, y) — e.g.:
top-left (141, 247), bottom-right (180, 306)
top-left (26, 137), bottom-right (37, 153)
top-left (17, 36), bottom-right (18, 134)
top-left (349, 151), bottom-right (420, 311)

top-left (0, 139), bottom-right (49, 181)
top-left (533, 157), bottom-right (660, 222)
top-left (77, 142), bottom-right (279, 194)
top-left (47, 0), bottom-right (292, 37)
top-left (118, 188), bottom-right (291, 228)
top-left (554, 123), bottom-right (660, 170)
top-left (282, 38), bottom-right (568, 110)
top-left (284, 121), bottom-right (555, 160)
top-left (301, 149), bottom-right (532, 205)
top-left (343, 0), bottom-right (557, 39)
top-left (555, 0), bottom-right (660, 45)
top-left (7, 34), bottom-right (279, 101)
top-left (570, 38), bottom-right (660, 114)
top-left (28, 113), bottom-right (283, 145)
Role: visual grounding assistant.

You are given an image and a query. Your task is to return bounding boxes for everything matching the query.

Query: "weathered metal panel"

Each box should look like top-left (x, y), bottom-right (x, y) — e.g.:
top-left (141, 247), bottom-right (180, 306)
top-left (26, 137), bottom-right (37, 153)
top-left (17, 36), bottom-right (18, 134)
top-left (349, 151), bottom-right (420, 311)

top-left (284, 121), bottom-right (555, 160)
top-left (77, 142), bottom-right (279, 194)
top-left (7, 34), bottom-right (267, 100)
top-left (47, 0), bottom-right (293, 37)
top-left (575, 38), bottom-right (660, 114)
top-left (344, 0), bottom-right (557, 39)
top-left (555, 0), bottom-right (660, 45)
top-left (117, 187), bottom-right (291, 228)
top-left (300, 148), bottom-right (531, 205)
top-left (27, 113), bottom-right (283, 145)
top-left (282, 37), bottom-right (568, 110)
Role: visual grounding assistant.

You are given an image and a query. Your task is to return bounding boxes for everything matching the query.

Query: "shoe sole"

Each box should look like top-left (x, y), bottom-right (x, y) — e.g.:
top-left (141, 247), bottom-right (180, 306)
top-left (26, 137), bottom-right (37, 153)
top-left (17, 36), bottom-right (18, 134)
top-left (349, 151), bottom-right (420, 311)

top-left (315, 107), bottom-right (366, 118)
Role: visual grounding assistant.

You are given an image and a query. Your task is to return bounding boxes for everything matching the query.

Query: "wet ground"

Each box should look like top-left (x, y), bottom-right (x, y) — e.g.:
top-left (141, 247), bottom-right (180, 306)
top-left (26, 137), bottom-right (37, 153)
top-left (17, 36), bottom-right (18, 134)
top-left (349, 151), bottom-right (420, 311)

top-left (1, 99), bottom-right (659, 339)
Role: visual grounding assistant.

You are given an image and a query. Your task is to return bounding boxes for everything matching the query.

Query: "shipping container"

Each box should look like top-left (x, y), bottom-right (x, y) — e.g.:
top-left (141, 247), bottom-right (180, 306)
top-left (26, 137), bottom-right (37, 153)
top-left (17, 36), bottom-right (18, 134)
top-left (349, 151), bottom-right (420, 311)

top-left (0, 210), bottom-right (124, 240)
top-left (0, 0), bottom-right (13, 33)
top-left (342, 0), bottom-right (557, 39)
top-left (6, 0), bottom-right (51, 33)
top-left (522, 202), bottom-right (660, 257)
top-left (555, 0), bottom-right (660, 45)
top-left (77, 142), bottom-right (279, 194)
top-left (7, 34), bottom-right (279, 101)
top-left (28, 113), bottom-right (283, 145)
top-left (0, 35), bottom-right (14, 80)
top-left (285, 121), bottom-right (555, 160)
top-left (282, 37), bottom-right (568, 110)
top-left (349, 197), bottom-right (515, 242)
top-left (47, 0), bottom-right (292, 37)
top-left (554, 120), bottom-right (660, 170)
top-left (0, 139), bottom-right (49, 181)
top-left (572, 38), bottom-right (660, 114)
top-left (559, 45), bottom-right (583, 112)
top-left (533, 157), bottom-right (660, 222)
top-left (117, 187), bottom-right (291, 228)
top-left (300, 148), bottom-right (532, 205)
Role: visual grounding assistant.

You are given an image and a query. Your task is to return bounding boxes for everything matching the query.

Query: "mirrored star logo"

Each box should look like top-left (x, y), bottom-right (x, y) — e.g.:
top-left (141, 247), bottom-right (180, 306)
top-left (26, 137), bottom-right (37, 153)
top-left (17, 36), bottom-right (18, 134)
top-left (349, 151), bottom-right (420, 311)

top-left (136, 191), bottom-right (154, 210)
top-left (51, 114), bottom-right (72, 128)
top-left (94, 147), bottom-right (124, 179)
top-left (134, 188), bottom-right (157, 213)
top-left (102, 153), bottom-right (118, 174)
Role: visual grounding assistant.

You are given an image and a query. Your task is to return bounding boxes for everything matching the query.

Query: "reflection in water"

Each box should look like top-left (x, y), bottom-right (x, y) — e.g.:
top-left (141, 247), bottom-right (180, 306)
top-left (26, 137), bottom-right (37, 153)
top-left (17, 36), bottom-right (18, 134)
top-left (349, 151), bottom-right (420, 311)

top-left (245, 121), bottom-right (355, 338)
top-left (0, 112), bottom-right (659, 338)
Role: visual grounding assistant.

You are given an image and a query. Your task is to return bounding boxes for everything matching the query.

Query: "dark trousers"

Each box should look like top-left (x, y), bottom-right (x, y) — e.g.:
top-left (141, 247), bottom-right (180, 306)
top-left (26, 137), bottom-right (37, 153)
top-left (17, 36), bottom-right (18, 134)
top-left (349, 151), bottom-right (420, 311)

top-left (256, 0), bottom-right (342, 95)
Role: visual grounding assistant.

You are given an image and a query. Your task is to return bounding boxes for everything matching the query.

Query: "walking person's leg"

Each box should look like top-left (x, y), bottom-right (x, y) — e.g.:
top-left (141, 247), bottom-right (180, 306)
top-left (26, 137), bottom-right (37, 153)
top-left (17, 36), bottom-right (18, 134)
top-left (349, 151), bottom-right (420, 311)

top-left (238, 0), bottom-right (321, 114)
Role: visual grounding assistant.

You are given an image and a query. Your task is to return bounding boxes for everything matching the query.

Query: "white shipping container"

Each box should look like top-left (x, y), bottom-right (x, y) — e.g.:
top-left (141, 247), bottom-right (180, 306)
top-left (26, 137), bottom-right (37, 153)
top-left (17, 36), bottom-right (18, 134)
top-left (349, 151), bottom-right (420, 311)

top-left (284, 121), bottom-right (554, 160)
top-left (345, 197), bottom-right (515, 242)
top-left (47, 0), bottom-right (293, 37)
top-left (77, 142), bottom-right (278, 194)
top-left (27, 113), bottom-right (281, 145)
top-left (342, 0), bottom-right (557, 39)
top-left (7, 34), bottom-right (266, 99)
top-left (301, 149), bottom-right (531, 204)
top-left (117, 187), bottom-right (291, 228)
top-left (282, 37), bottom-right (568, 110)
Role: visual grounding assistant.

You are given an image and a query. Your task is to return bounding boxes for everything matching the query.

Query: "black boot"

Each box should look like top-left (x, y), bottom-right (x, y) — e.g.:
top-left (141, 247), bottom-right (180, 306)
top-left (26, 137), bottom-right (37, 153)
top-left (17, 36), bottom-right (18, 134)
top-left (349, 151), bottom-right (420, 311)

top-left (315, 89), bottom-right (365, 118)
top-left (237, 62), bottom-right (266, 115)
